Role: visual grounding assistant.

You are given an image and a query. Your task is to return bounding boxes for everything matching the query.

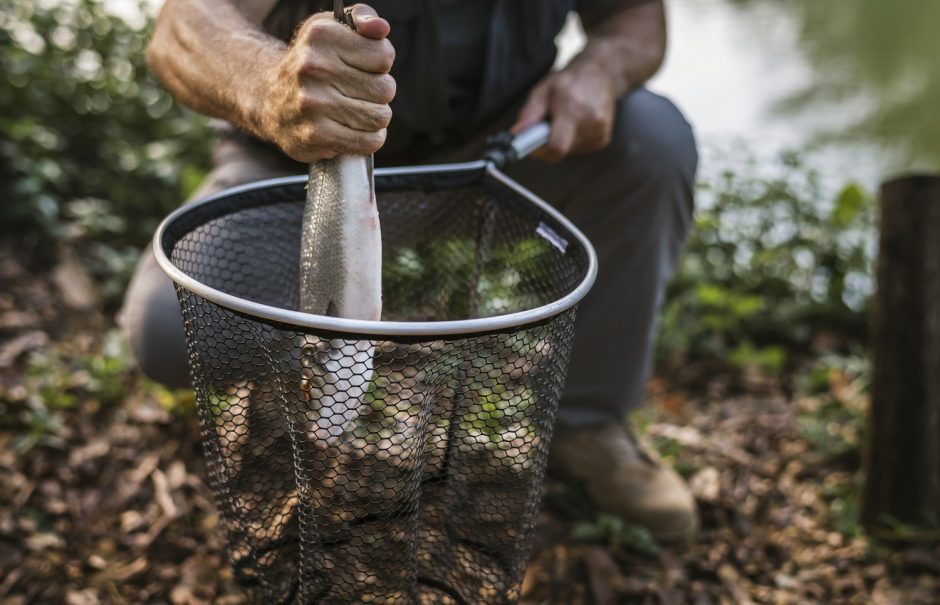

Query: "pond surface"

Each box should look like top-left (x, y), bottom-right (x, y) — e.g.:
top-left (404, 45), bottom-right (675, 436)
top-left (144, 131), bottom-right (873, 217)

top-left (648, 0), bottom-right (938, 189)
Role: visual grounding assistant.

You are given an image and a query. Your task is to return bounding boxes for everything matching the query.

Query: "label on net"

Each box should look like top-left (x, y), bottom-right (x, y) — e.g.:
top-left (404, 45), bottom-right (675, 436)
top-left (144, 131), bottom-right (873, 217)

top-left (536, 221), bottom-right (569, 254)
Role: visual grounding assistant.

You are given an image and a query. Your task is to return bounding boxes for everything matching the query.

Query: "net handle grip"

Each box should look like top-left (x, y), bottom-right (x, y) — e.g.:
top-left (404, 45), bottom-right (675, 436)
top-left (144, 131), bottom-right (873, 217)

top-left (484, 121), bottom-right (551, 169)
top-left (511, 121), bottom-right (551, 160)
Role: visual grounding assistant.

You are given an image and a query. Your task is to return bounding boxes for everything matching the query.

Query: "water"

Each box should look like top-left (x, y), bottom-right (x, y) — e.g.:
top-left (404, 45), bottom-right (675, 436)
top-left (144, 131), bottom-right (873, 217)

top-left (562, 0), bottom-right (937, 191)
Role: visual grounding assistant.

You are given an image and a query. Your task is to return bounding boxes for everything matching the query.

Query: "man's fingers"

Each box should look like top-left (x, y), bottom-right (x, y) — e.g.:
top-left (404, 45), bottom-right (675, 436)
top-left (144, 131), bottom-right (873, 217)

top-left (511, 83), bottom-right (550, 134)
top-left (288, 119), bottom-right (387, 159)
top-left (349, 4), bottom-right (390, 40)
top-left (302, 16), bottom-right (394, 74)
top-left (336, 37), bottom-right (395, 74)
top-left (323, 92), bottom-right (393, 132)
top-left (327, 66), bottom-right (396, 104)
top-left (540, 113), bottom-right (576, 162)
top-left (319, 119), bottom-right (388, 155)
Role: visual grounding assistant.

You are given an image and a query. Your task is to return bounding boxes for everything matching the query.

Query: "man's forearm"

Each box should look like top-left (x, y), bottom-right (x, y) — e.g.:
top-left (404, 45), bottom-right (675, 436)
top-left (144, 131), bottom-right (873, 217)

top-left (575, 0), bottom-right (667, 98)
top-left (147, 0), bottom-right (284, 138)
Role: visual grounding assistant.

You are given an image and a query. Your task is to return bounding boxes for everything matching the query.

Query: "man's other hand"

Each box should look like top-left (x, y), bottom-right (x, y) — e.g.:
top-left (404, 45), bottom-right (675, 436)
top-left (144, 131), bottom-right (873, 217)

top-left (510, 63), bottom-right (618, 163)
top-left (258, 4), bottom-right (396, 162)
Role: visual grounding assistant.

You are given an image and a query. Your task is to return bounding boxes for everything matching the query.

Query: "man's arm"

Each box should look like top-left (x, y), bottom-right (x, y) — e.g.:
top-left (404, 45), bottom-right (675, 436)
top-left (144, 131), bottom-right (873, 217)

top-left (512, 0), bottom-right (667, 162)
top-left (147, 0), bottom-right (396, 162)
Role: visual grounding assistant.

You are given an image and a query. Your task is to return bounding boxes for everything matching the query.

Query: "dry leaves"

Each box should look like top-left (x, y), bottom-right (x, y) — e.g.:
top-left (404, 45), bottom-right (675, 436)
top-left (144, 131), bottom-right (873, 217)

top-left (1, 248), bottom-right (938, 604)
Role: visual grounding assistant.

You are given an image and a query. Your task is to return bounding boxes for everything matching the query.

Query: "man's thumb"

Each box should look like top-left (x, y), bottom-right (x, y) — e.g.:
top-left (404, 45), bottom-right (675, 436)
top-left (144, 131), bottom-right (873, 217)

top-left (350, 4), bottom-right (390, 39)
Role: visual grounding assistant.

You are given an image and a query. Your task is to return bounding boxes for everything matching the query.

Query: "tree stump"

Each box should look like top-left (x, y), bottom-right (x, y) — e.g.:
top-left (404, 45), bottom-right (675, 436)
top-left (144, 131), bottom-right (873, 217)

top-left (863, 174), bottom-right (940, 532)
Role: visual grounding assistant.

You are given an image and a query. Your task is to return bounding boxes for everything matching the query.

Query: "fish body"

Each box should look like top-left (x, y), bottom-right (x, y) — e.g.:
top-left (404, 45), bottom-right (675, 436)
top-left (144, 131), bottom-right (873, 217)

top-left (299, 155), bottom-right (382, 440)
top-left (300, 155), bottom-right (382, 320)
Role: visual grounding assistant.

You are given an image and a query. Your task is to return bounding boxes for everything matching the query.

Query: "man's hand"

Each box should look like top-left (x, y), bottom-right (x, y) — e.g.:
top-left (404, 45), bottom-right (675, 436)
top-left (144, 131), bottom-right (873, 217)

top-left (511, 63), bottom-right (619, 163)
top-left (510, 0), bottom-right (667, 163)
top-left (256, 4), bottom-right (396, 162)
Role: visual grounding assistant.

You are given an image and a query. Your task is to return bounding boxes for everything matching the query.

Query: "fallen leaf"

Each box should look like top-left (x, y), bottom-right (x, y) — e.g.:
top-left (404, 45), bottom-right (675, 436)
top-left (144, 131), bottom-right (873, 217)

top-left (0, 331), bottom-right (49, 367)
top-left (66, 588), bottom-right (101, 605)
top-left (584, 547), bottom-right (620, 605)
top-left (52, 250), bottom-right (100, 311)
top-left (0, 310), bottom-right (40, 331)
top-left (689, 466), bottom-right (721, 502)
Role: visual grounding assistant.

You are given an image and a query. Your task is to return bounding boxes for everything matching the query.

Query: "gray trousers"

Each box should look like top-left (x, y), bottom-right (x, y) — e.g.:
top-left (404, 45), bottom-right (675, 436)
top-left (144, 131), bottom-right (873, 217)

top-left (121, 88), bottom-right (697, 427)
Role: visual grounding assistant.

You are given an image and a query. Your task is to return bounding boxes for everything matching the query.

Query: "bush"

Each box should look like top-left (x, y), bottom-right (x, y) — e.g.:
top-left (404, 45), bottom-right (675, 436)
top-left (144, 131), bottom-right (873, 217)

top-left (657, 151), bottom-right (875, 367)
top-left (1, 0), bottom-right (210, 297)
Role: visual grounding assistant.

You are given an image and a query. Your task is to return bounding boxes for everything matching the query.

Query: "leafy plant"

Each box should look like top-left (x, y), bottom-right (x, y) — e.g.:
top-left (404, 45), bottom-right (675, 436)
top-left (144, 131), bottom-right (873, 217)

top-left (383, 236), bottom-right (554, 321)
top-left (1, 0), bottom-right (211, 300)
top-left (573, 513), bottom-right (662, 556)
top-left (658, 151), bottom-right (875, 365)
top-left (796, 353), bottom-right (868, 463)
top-left (3, 330), bottom-right (136, 452)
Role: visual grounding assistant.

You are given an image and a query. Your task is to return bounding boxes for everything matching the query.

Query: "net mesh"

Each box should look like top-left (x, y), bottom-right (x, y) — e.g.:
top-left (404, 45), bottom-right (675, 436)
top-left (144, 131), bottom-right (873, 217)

top-left (160, 166), bottom-right (591, 604)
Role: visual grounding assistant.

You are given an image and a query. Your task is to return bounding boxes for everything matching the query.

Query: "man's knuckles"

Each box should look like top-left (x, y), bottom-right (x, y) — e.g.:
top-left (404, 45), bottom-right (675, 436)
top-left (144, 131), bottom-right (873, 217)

top-left (299, 56), bottom-right (394, 105)
top-left (337, 37), bottom-right (395, 74)
top-left (375, 74), bottom-right (396, 103)
top-left (359, 128), bottom-right (387, 154)
top-left (299, 48), bottom-right (335, 79)
top-left (300, 14), bottom-right (343, 43)
top-left (299, 89), bottom-right (326, 112)
top-left (354, 73), bottom-right (396, 104)
top-left (335, 102), bottom-right (391, 131)
top-left (544, 138), bottom-right (570, 160)
top-left (371, 38), bottom-right (395, 73)
top-left (297, 43), bottom-right (393, 86)
top-left (295, 123), bottom-right (386, 157)
top-left (365, 105), bottom-right (393, 130)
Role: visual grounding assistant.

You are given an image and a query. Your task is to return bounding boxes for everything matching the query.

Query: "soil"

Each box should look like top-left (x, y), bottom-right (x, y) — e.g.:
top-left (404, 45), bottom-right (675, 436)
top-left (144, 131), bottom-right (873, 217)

top-left (1, 249), bottom-right (938, 604)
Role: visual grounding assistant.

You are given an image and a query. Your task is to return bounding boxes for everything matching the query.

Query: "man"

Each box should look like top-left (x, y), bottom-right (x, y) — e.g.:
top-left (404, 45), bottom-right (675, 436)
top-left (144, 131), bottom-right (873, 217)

top-left (123, 0), bottom-right (699, 543)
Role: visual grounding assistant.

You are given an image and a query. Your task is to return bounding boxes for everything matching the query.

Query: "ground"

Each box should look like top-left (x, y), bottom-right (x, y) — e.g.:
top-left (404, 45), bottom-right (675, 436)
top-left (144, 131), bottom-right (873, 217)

top-left (1, 249), bottom-right (938, 605)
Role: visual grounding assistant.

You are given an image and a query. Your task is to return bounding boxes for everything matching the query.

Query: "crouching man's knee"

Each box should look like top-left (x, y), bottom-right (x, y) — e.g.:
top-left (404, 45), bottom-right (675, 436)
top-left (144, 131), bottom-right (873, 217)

top-left (120, 250), bottom-right (191, 389)
top-left (613, 88), bottom-right (698, 187)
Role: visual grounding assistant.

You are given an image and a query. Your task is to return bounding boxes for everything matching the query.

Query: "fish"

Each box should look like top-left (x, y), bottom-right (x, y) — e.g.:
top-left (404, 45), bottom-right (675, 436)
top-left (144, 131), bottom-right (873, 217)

top-left (298, 155), bottom-right (382, 441)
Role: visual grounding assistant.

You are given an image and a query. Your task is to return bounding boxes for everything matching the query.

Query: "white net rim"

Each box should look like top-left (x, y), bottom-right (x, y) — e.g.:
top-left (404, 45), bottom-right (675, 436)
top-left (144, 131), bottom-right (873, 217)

top-left (153, 161), bottom-right (598, 337)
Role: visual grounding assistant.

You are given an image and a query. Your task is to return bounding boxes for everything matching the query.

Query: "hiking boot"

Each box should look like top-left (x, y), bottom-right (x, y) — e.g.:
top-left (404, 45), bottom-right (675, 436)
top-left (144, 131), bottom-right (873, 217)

top-left (548, 422), bottom-right (698, 545)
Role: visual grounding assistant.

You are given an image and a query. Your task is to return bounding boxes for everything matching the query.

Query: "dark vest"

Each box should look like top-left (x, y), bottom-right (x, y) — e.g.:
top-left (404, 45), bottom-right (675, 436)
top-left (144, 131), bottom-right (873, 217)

top-left (260, 0), bottom-right (573, 162)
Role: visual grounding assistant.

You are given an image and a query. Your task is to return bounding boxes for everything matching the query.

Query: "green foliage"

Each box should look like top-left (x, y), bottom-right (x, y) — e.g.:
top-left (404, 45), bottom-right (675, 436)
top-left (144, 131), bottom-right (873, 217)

top-left (3, 331), bottom-right (135, 452)
top-left (1, 0), bottom-right (210, 293)
top-left (796, 354), bottom-right (867, 462)
top-left (794, 353), bottom-right (868, 537)
top-left (573, 513), bottom-right (662, 556)
top-left (657, 152), bottom-right (875, 365)
top-left (821, 477), bottom-right (864, 538)
top-left (1, 0), bottom-right (881, 370)
top-left (383, 236), bottom-right (554, 320)
top-left (768, 0), bottom-right (940, 169)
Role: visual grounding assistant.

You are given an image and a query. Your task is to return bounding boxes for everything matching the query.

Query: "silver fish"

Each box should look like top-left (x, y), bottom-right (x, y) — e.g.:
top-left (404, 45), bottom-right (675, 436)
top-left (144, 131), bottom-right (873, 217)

top-left (299, 155), bottom-right (382, 441)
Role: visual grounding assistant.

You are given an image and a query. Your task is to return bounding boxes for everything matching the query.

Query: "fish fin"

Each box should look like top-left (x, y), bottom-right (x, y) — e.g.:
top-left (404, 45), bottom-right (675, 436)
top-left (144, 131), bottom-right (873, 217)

top-left (326, 299), bottom-right (339, 318)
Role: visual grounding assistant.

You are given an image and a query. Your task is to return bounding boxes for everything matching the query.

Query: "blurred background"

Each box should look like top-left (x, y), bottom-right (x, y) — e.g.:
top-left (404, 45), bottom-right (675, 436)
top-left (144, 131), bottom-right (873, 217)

top-left (1, 0), bottom-right (937, 603)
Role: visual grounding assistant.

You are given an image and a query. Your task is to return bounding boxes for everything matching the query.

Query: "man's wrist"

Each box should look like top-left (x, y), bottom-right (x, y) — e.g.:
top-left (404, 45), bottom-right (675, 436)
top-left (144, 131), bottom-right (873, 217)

top-left (236, 41), bottom-right (286, 141)
top-left (567, 39), bottom-right (632, 99)
top-left (575, 0), bottom-right (666, 98)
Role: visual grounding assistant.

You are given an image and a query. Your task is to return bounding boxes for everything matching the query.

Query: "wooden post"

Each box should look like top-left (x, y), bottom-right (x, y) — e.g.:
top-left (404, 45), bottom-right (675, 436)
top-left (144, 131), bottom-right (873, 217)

top-left (863, 174), bottom-right (940, 532)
